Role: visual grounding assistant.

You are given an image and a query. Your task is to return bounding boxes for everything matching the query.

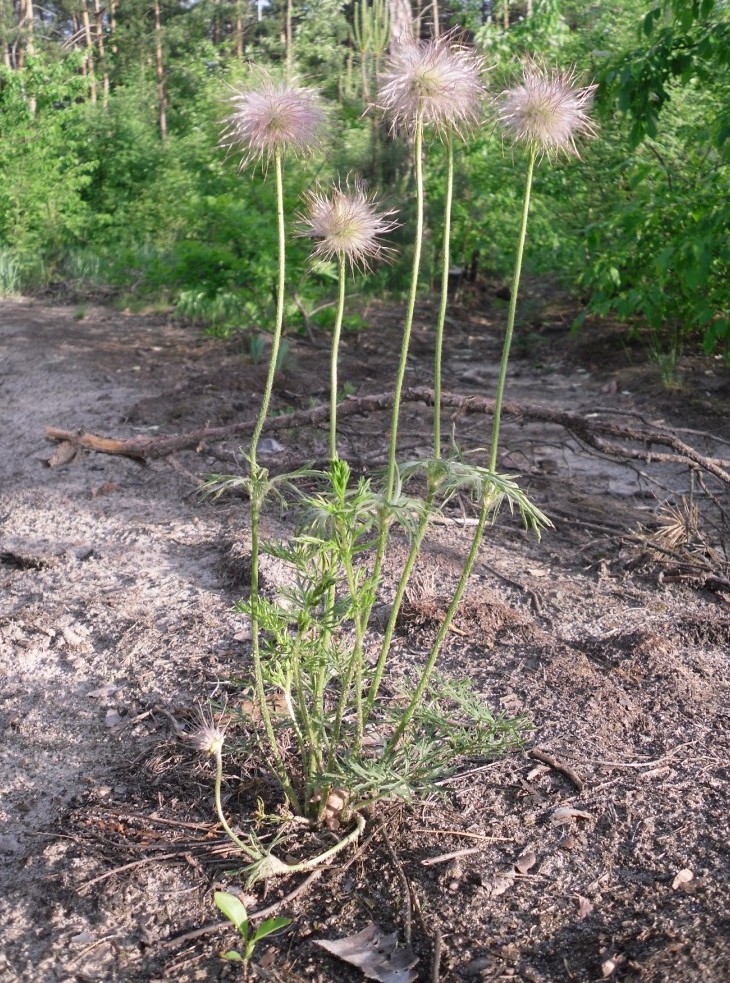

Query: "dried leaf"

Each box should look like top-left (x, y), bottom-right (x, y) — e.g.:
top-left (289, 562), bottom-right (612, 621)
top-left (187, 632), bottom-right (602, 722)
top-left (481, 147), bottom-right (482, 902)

top-left (551, 806), bottom-right (592, 826)
top-left (91, 481), bottom-right (119, 498)
top-left (89, 684), bottom-right (119, 700)
top-left (484, 868), bottom-right (516, 898)
top-left (672, 868), bottom-right (693, 890)
top-left (259, 437), bottom-right (285, 455)
top-left (104, 709), bottom-right (122, 728)
top-left (314, 924), bottom-right (418, 983)
top-left (47, 440), bottom-right (78, 468)
top-left (577, 895), bottom-right (594, 920)
top-left (515, 849), bottom-right (537, 875)
top-left (601, 953), bottom-right (625, 977)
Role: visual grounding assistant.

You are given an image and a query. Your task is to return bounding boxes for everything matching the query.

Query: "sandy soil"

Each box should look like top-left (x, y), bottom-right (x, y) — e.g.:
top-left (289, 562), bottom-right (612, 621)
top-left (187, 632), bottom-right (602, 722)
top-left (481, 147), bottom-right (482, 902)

top-left (0, 287), bottom-right (728, 983)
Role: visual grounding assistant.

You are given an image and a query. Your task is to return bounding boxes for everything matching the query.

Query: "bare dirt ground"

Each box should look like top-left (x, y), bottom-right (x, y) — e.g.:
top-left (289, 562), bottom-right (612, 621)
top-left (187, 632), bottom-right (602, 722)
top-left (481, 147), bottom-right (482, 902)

top-left (1, 283), bottom-right (729, 983)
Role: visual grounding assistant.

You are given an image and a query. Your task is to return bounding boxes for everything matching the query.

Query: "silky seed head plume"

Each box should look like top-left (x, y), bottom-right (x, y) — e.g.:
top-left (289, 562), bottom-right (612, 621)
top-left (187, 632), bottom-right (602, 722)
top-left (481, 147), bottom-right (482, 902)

top-left (498, 60), bottom-right (597, 159)
top-left (221, 74), bottom-right (327, 166)
top-left (189, 714), bottom-right (227, 757)
top-left (298, 181), bottom-right (398, 271)
top-left (377, 34), bottom-right (486, 138)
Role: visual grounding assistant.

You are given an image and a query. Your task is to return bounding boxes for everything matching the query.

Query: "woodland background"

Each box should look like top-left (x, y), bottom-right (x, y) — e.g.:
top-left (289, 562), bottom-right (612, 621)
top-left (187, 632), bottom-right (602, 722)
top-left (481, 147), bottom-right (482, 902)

top-left (1, 0), bottom-right (728, 370)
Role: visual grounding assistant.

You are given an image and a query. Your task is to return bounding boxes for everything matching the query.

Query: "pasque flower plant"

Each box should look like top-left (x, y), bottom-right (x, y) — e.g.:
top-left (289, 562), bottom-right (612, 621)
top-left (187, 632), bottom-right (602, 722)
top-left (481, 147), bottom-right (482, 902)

top-left (200, 48), bottom-right (595, 886)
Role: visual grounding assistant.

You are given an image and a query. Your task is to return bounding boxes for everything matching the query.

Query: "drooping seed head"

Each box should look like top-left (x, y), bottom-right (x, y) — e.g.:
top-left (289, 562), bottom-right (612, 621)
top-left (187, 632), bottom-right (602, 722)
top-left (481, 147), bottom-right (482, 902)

top-left (498, 60), bottom-right (597, 159)
top-left (221, 72), bottom-right (327, 166)
top-left (298, 180), bottom-right (398, 272)
top-left (377, 33), bottom-right (487, 138)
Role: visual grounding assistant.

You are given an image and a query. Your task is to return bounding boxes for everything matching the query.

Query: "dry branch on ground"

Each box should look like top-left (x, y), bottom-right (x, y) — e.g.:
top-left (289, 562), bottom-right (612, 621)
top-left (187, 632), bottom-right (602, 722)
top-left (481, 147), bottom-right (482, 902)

top-left (45, 386), bottom-right (730, 487)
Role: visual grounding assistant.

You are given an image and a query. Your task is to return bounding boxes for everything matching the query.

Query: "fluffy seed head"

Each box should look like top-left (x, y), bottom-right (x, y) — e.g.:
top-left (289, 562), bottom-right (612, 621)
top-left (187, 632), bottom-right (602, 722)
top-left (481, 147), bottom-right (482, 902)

top-left (221, 73), bottom-right (327, 165)
top-left (188, 713), bottom-right (226, 757)
top-left (377, 33), bottom-right (486, 138)
top-left (298, 181), bottom-right (398, 271)
top-left (498, 60), bottom-right (597, 158)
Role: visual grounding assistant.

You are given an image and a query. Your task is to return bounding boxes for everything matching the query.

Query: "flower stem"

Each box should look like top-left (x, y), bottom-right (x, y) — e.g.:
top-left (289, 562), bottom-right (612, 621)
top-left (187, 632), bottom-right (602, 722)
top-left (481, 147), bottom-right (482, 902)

top-left (385, 109), bottom-right (424, 500)
top-left (489, 146), bottom-right (536, 472)
top-left (213, 748), bottom-right (256, 858)
top-left (330, 253), bottom-right (347, 461)
top-left (245, 813), bottom-right (366, 885)
top-left (364, 486), bottom-right (433, 721)
top-left (249, 148), bottom-right (287, 466)
top-left (365, 110), bottom-right (425, 630)
top-left (245, 148), bottom-right (300, 814)
top-left (385, 494), bottom-right (490, 754)
top-left (434, 135), bottom-right (454, 460)
top-left (387, 148), bottom-right (538, 753)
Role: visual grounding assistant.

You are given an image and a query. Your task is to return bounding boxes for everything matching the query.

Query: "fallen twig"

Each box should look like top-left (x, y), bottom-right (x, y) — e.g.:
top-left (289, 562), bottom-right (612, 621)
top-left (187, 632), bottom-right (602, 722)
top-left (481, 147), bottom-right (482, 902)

top-left (161, 868), bottom-right (325, 950)
top-left (431, 927), bottom-right (443, 983)
top-left (529, 748), bottom-right (584, 792)
top-left (421, 846), bottom-right (480, 866)
top-left (44, 387), bottom-right (730, 486)
top-left (380, 819), bottom-right (413, 945)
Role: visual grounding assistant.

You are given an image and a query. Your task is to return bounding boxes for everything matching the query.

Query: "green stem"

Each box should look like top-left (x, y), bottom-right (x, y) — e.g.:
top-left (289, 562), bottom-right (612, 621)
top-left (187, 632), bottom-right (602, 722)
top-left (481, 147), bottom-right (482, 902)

top-left (213, 748), bottom-right (256, 858)
top-left (434, 135), bottom-right (454, 460)
top-left (249, 501), bottom-right (302, 814)
top-left (246, 813), bottom-right (366, 885)
top-left (489, 147), bottom-right (536, 472)
top-left (385, 111), bottom-right (424, 500)
top-left (386, 495), bottom-right (490, 753)
top-left (387, 149), bottom-right (538, 754)
top-left (327, 519), bottom-right (367, 763)
top-left (364, 111), bottom-right (426, 632)
top-left (330, 254), bottom-right (347, 461)
top-left (364, 486), bottom-right (434, 721)
top-left (245, 148), bottom-right (301, 814)
top-left (249, 148), bottom-right (287, 466)
top-left (342, 549), bottom-right (367, 754)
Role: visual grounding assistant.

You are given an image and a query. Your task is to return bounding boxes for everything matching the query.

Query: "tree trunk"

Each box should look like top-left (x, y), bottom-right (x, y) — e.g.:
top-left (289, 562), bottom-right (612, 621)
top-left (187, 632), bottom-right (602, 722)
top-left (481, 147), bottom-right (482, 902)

top-left (526, 0), bottom-right (533, 16)
top-left (24, 0), bottom-right (36, 111)
top-left (153, 0), bottom-right (167, 142)
top-left (389, 0), bottom-right (413, 49)
top-left (235, 0), bottom-right (245, 59)
top-left (82, 4), bottom-right (97, 104)
top-left (503, 0), bottom-right (509, 30)
top-left (285, 0), bottom-right (292, 75)
top-left (93, 0), bottom-right (109, 107)
top-left (110, 0), bottom-right (117, 54)
top-left (431, 0), bottom-right (440, 37)
top-left (1, 0), bottom-right (12, 69)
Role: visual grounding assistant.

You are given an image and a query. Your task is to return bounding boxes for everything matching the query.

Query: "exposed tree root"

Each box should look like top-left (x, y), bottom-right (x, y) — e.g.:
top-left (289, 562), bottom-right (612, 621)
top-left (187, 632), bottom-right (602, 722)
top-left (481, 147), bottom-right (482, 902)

top-left (45, 386), bottom-right (730, 487)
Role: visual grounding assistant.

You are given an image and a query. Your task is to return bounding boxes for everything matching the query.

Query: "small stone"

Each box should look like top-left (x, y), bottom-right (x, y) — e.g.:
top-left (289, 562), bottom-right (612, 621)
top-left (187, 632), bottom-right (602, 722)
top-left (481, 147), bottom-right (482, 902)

top-left (461, 956), bottom-right (498, 977)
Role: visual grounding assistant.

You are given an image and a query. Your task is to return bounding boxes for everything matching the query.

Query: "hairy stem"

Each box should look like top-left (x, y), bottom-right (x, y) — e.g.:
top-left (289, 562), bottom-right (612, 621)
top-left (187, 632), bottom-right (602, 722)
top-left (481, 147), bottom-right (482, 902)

top-left (387, 149), bottom-right (538, 752)
top-left (246, 813), bottom-right (366, 885)
top-left (434, 135), bottom-right (454, 459)
top-left (365, 110), bottom-right (426, 630)
top-left (489, 147), bottom-right (536, 471)
top-left (213, 748), bottom-right (256, 858)
top-left (249, 149), bottom-right (287, 465)
top-left (364, 487), bottom-right (433, 721)
top-left (330, 254), bottom-right (347, 461)
top-left (385, 110), bottom-right (424, 500)
top-left (245, 149), bottom-right (300, 813)
top-left (385, 493), bottom-right (490, 753)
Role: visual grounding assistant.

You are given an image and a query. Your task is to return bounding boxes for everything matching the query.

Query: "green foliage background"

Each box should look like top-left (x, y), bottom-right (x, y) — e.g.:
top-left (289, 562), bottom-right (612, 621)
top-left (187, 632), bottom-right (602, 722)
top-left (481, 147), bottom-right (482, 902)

top-left (0, 0), bottom-right (728, 354)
